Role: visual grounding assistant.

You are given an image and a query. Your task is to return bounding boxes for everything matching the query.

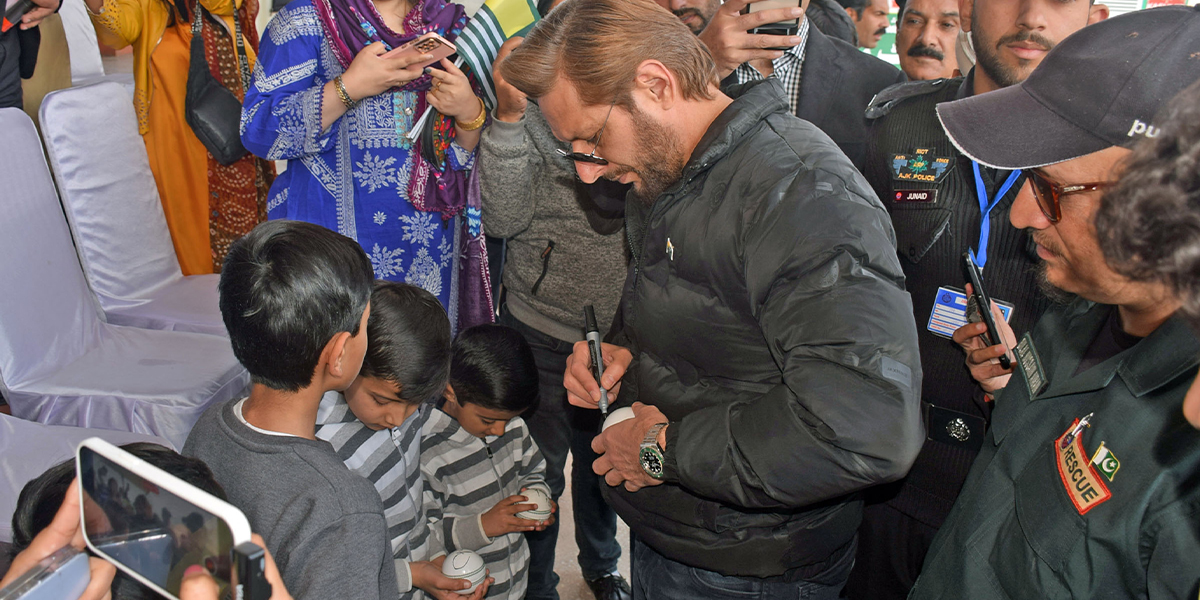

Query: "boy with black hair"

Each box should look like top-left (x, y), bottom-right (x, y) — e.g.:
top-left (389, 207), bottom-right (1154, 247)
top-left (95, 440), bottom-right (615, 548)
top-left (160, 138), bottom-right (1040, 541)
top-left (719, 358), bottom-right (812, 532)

top-left (182, 220), bottom-right (398, 600)
top-left (421, 324), bottom-right (554, 600)
top-left (315, 282), bottom-right (489, 599)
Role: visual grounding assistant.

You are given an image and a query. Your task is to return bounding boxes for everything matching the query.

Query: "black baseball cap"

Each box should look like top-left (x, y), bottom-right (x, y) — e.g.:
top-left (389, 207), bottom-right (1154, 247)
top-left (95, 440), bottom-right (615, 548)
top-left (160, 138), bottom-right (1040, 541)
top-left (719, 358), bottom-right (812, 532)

top-left (936, 5), bottom-right (1200, 170)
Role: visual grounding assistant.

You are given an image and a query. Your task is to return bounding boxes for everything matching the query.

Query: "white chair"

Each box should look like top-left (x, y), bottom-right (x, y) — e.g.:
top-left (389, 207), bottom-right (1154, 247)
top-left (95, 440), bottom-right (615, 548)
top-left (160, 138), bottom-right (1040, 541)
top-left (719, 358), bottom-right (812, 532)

top-left (39, 82), bottom-right (226, 337)
top-left (57, 0), bottom-right (105, 85)
top-left (0, 108), bottom-right (249, 450)
top-left (0, 414), bottom-right (170, 543)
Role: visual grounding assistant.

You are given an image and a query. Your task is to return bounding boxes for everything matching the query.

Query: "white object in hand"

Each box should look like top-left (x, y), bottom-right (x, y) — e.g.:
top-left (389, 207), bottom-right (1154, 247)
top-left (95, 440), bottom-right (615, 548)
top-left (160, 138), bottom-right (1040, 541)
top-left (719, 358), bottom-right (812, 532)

top-left (515, 487), bottom-right (553, 521)
top-left (601, 406), bottom-right (636, 432)
top-left (442, 549), bottom-right (487, 596)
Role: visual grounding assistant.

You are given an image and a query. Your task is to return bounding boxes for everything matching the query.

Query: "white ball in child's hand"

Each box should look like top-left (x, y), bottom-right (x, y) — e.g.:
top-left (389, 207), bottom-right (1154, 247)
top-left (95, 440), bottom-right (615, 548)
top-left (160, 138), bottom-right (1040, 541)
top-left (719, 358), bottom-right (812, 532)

top-left (515, 487), bottom-right (553, 521)
top-left (601, 406), bottom-right (636, 432)
top-left (442, 549), bottom-right (486, 595)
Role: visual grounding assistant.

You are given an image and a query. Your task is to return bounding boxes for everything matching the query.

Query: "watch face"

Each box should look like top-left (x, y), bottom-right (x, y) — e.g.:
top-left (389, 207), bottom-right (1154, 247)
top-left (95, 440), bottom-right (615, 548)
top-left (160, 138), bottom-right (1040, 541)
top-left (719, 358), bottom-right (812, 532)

top-left (639, 447), bottom-right (664, 479)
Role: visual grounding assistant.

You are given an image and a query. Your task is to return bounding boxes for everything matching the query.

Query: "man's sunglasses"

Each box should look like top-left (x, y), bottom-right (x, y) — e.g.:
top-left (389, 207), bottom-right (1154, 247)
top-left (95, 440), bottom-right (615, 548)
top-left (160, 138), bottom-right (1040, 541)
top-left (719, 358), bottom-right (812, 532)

top-left (556, 102), bottom-right (616, 166)
top-left (1023, 169), bottom-right (1117, 224)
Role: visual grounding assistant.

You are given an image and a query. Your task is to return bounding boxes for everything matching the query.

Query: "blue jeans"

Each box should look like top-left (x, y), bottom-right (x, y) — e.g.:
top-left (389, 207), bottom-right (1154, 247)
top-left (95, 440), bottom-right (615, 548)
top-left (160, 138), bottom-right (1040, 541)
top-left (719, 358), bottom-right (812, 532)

top-left (631, 539), bottom-right (846, 600)
top-left (499, 309), bottom-right (622, 600)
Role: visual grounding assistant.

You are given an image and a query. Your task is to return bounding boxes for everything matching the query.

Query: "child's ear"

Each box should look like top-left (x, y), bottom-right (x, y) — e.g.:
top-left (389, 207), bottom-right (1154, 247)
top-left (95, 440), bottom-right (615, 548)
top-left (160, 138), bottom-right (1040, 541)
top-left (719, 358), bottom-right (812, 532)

top-left (320, 331), bottom-right (354, 380)
top-left (443, 383), bottom-right (458, 405)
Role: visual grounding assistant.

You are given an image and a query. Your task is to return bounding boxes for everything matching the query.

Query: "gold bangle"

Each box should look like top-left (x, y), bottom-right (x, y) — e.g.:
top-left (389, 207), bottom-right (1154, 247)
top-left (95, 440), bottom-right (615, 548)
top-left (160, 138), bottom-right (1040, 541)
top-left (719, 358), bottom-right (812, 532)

top-left (333, 75), bottom-right (356, 110)
top-left (456, 97), bottom-right (488, 131)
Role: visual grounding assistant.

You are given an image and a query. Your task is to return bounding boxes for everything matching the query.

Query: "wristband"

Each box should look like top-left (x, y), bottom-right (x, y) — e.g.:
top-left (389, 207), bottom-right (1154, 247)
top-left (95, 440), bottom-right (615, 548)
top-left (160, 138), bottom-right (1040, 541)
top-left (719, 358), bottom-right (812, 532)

top-left (333, 75), bottom-right (357, 110)
top-left (456, 97), bottom-right (488, 131)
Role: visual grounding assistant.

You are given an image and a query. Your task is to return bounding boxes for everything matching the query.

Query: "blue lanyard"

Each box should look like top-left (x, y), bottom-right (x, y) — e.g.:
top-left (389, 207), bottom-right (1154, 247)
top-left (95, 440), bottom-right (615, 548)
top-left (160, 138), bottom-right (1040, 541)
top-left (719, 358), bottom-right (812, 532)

top-left (969, 161), bottom-right (1023, 270)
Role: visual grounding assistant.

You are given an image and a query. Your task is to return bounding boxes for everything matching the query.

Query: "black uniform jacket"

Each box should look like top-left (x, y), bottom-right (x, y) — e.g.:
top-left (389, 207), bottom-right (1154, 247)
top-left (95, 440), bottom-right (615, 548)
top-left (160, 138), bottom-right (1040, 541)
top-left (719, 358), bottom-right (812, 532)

top-left (603, 79), bottom-right (924, 581)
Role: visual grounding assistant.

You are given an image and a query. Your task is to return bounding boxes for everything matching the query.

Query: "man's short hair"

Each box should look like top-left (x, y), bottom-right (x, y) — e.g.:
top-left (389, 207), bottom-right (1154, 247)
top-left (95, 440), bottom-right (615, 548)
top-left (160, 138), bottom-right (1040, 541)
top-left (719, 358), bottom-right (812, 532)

top-left (836, 0), bottom-right (869, 17)
top-left (1095, 79), bottom-right (1200, 324)
top-left (449, 324), bottom-right (539, 414)
top-left (220, 220), bottom-right (374, 392)
top-left (359, 281), bottom-right (452, 402)
top-left (499, 0), bottom-right (718, 107)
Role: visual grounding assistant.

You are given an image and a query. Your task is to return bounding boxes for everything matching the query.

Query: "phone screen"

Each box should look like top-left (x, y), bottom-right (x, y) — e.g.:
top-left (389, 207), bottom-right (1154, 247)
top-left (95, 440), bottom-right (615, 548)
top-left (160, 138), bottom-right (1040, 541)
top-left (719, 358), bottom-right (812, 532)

top-left (79, 447), bottom-right (235, 599)
top-left (745, 0), bottom-right (801, 29)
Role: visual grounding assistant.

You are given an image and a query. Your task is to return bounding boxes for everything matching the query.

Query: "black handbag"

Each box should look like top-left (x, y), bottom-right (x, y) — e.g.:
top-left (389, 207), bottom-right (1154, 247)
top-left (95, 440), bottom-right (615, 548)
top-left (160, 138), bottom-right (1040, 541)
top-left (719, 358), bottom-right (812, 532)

top-left (184, 3), bottom-right (250, 166)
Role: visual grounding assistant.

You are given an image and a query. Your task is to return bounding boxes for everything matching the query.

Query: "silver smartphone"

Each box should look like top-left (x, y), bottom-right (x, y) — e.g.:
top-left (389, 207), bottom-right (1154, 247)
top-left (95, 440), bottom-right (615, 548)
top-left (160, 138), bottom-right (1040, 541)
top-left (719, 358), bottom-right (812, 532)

top-left (744, 0), bottom-right (802, 36)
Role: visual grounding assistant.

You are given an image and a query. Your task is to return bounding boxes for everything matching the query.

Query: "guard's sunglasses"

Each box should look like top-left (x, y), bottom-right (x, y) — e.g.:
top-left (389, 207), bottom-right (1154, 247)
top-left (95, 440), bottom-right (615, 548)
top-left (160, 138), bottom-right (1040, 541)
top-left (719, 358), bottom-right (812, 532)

top-left (1023, 168), bottom-right (1117, 224)
top-left (556, 102), bottom-right (616, 166)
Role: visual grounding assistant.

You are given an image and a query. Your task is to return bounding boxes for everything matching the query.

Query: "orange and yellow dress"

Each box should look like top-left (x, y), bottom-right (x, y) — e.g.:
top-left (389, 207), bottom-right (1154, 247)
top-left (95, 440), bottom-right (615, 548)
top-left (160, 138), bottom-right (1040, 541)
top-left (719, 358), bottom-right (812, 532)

top-left (89, 0), bottom-right (272, 275)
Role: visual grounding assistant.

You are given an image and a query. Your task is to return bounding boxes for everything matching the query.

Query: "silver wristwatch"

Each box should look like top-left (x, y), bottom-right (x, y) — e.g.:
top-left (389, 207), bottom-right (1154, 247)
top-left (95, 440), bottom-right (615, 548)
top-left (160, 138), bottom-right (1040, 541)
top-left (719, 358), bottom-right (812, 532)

top-left (639, 423), bottom-right (667, 480)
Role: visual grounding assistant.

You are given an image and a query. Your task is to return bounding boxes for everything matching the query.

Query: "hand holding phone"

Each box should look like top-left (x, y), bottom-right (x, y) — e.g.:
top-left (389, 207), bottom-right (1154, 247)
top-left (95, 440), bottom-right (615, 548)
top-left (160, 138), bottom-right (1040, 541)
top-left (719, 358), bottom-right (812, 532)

top-left (962, 252), bottom-right (1011, 370)
top-left (381, 32), bottom-right (456, 70)
top-left (77, 439), bottom-right (271, 600)
top-left (698, 0), bottom-right (805, 78)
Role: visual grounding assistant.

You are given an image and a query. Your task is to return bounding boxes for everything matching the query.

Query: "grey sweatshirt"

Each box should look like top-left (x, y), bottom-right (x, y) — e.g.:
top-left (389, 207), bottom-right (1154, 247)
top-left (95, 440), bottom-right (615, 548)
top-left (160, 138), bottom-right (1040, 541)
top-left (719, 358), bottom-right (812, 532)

top-left (478, 104), bottom-right (628, 342)
top-left (183, 399), bottom-right (399, 600)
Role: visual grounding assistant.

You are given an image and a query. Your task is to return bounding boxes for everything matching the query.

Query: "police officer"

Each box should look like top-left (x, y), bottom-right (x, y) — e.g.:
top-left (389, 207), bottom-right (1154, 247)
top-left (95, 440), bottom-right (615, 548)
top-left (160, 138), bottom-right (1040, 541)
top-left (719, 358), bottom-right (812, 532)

top-left (847, 1), bottom-right (1108, 597)
top-left (912, 7), bottom-right (1200, 598)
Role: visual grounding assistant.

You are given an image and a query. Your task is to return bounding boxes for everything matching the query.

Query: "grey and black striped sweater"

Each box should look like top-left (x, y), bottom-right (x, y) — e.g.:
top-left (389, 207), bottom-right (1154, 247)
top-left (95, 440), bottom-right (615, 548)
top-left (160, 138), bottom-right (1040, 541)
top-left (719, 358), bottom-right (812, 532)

top-left (315, 392), bottom-right (441, 599)
top-left (420, 403), bottom-right (548, 600)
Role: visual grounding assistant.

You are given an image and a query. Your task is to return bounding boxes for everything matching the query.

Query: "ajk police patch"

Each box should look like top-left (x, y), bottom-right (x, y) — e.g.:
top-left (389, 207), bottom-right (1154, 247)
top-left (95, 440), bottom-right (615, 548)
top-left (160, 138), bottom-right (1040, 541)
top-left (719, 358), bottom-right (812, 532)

top-left (1055, 420), bottom-right (1112, 515)
top-left (891, 148), bottom-right (954, 184)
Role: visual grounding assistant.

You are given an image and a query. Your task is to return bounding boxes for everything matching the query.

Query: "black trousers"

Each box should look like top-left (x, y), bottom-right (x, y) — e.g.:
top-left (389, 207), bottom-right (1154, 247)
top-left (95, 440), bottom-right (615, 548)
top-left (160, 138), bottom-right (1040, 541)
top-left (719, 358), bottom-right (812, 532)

top-left (843, 502), bottom-right (939, 600)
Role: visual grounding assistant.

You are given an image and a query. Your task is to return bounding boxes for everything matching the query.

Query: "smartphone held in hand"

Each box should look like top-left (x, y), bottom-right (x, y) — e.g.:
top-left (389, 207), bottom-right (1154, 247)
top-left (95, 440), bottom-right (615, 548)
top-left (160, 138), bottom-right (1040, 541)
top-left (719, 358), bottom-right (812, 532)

top-left (76, 438), bottom-right (272, 600)
top-left (382, 32), bottom-right (457, 69)
top-left (742, 0), bottom-right (802, 37)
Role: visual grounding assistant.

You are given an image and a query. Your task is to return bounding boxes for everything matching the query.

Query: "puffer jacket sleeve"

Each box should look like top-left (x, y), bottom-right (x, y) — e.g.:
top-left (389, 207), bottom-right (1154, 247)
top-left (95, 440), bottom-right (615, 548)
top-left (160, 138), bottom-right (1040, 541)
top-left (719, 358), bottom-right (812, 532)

top-left (665, 164), bottom-right (924, 510)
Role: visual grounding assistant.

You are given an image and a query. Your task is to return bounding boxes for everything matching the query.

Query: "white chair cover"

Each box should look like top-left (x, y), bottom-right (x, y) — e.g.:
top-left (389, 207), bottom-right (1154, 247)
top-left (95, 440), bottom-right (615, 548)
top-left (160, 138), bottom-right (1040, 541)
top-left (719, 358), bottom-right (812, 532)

top-left (0, 108), bottom-right (249, 449)
top-left (57, 0), bottom-right (105, 85)
top-left (0, 414), bottom-right (169, 543)
top-left (38, 82), bottom-right (225, 337)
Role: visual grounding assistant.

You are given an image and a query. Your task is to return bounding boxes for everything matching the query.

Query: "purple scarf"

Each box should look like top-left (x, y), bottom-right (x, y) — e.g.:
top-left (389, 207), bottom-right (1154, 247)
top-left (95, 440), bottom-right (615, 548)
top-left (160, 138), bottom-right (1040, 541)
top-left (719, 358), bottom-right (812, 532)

top-left (312, 0), bottom-right (493, 330)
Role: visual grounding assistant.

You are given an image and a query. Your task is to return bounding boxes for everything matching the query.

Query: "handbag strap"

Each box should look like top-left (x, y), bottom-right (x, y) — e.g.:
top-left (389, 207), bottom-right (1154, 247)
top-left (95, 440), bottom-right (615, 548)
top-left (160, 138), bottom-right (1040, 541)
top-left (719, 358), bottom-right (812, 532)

top-left (191, 2), bottom-right (252, 93)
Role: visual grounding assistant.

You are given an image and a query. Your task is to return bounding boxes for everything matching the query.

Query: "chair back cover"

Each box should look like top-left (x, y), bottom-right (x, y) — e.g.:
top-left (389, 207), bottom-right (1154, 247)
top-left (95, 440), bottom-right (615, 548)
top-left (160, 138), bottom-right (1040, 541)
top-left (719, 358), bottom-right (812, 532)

top-left (58, 0), bottom-right (105, 85)
top-left (0, 108), bottom-right (103, 389)
top-left (39, 82), bottom-right (185, 313)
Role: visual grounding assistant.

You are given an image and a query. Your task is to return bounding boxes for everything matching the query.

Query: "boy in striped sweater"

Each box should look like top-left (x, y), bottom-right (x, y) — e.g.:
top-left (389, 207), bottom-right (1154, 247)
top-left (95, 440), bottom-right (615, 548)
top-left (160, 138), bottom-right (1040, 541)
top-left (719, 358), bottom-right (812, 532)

top-left (315, 282), bottom-right (492, 600)
top-left (422, 324), bottom-right (556, 600)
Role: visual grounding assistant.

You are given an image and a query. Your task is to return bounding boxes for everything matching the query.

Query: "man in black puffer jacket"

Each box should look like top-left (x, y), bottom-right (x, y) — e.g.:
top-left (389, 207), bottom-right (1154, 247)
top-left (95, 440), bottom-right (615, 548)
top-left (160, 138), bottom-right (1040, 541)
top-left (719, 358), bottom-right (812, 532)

top-left (501, 0), bottom-right (924, 597)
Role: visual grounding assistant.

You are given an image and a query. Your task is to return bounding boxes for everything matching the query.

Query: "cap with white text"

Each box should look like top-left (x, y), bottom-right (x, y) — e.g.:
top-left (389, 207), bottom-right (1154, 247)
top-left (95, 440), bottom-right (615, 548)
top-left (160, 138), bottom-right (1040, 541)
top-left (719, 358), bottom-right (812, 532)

top-left (936, 5), bottom-right (1200, 170)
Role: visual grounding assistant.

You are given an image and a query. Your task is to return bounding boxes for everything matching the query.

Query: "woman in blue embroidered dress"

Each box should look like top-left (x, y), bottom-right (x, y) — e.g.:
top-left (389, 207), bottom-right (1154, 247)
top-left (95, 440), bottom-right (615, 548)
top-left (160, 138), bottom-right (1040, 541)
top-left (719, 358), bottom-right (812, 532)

top-left (241, 0), bottom-right (492, 331)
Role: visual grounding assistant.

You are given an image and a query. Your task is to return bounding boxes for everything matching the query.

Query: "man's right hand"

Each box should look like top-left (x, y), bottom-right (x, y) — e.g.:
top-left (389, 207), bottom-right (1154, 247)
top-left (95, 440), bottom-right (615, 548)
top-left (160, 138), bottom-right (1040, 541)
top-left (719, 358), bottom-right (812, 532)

top-left (564, 341), bottom-right (632, 409)
top-left (341, 42), bottom-right (432, 101)
top-left (698, 0), bottom-right (805, 79)
top-left (492, 37), bottom-right (528, 123)
top-left (951, 284), bottom-right (1018, 395)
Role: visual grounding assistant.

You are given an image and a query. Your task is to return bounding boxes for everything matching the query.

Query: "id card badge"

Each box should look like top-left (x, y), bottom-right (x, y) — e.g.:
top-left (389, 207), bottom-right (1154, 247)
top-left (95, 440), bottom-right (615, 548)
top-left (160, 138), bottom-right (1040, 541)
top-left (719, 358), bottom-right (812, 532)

top-left (928, 286), bottom-right (1014, 339)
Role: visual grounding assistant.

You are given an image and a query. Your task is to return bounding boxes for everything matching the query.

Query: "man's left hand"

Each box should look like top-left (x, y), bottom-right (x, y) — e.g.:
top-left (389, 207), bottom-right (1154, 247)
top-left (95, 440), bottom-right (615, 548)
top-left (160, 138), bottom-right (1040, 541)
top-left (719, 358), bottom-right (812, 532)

top-left (591, 402), bottom-right (667, 492)
top-left (21, 0), bottom-right (61, 30)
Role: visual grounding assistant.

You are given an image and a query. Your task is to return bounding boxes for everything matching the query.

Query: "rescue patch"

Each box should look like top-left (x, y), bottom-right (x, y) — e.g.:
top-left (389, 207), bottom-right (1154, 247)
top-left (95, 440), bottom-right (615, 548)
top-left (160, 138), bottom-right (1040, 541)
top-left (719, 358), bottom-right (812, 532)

top-left (891, 148), bottom-right (954, 184)
top-left (1055, 421), bottom-right (1112, 515)
top-left (894, 189), bottom-right (937, 203)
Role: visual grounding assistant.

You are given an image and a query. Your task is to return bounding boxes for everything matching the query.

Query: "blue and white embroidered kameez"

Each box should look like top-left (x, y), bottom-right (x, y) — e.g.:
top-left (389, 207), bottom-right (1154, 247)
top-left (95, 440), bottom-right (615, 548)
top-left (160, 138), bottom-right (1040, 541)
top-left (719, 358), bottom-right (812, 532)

top-left (242, 0), bottom-right (475, 306)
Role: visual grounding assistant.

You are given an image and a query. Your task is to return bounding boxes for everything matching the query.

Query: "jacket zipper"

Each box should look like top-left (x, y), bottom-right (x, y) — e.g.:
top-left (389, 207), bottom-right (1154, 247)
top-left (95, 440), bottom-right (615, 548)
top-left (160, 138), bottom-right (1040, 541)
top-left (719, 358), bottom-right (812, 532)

top-left (530, 240), bottom-right (555, 296)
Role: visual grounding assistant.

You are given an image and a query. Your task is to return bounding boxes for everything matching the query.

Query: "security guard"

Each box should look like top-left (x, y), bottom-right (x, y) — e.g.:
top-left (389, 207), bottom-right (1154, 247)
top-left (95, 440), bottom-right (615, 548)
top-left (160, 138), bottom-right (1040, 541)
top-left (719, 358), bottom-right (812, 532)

top-left (847, 1), bottom-right (1107, 597)
top-left (912, 7), bottom-right (1200, 598)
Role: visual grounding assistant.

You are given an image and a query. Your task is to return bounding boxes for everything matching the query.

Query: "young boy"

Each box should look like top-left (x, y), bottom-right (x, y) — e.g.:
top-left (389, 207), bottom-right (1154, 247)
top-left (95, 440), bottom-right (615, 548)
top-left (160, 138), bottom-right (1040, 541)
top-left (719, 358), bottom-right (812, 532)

top-left (182, 220), bottom-right (396, 599)
top-left (422, 324), bottom-right (554, 600)
top-left (315, 282), bottom-right (488, 599)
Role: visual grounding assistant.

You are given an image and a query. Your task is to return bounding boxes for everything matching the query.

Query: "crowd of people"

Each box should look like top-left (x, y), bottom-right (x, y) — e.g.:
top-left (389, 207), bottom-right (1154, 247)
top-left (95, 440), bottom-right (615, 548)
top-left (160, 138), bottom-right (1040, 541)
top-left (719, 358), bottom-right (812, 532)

top-left (3, 0), bottom-right (1200, 599)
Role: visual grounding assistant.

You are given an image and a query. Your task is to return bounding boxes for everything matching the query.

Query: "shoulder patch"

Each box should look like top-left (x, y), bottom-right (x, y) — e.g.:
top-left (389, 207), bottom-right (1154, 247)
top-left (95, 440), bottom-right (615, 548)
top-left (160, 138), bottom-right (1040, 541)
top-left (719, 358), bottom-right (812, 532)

top-left (866, 78), bottom-right (952, 120)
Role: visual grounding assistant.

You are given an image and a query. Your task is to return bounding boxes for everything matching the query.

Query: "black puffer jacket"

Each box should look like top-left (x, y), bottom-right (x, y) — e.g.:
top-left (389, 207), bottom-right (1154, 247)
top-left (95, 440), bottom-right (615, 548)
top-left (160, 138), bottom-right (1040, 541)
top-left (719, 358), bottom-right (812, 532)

top-left (603, 80), bottom-right (924, 581)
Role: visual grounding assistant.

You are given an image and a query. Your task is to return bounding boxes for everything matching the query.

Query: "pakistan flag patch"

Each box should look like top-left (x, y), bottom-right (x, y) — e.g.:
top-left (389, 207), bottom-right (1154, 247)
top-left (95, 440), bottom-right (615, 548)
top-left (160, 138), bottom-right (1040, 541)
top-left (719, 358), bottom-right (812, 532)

top-left (891, 148), bottom-right (954, 183)
top-left (1091, 442), bottom-right (1120, 482)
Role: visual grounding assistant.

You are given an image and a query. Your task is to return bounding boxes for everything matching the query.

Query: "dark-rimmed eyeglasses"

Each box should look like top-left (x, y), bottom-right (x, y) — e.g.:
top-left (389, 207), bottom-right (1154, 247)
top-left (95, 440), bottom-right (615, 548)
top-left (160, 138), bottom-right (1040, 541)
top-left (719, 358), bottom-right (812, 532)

top-left (1023, 168), bottom-right (1117, 224)
top-left (556, 102), bottom-right (615, 166)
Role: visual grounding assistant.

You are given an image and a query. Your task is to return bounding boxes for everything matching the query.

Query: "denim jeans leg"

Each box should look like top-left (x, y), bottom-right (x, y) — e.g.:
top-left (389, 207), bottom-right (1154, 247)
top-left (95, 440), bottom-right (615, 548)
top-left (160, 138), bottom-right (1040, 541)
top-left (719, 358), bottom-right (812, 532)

top-left (631, 539), bottom-right (846, 600)
top-left (569, 404), bottom-right (621, 580)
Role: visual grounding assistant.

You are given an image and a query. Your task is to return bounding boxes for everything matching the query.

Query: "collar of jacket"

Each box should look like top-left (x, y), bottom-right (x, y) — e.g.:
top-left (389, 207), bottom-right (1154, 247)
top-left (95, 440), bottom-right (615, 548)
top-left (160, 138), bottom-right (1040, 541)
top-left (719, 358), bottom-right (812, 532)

top-left (1035, 301), bottom-right (1200, 400)
top-left (956, 68), bottom-right (975, 100)
top-left (665, 78), bottom-right (790, 195)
